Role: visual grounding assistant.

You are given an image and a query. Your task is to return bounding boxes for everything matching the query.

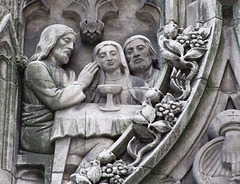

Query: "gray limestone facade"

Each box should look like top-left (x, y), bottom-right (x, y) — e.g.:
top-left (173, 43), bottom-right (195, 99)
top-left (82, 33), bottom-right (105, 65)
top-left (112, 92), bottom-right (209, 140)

top-left (0, 0), bottom-right (240, 184)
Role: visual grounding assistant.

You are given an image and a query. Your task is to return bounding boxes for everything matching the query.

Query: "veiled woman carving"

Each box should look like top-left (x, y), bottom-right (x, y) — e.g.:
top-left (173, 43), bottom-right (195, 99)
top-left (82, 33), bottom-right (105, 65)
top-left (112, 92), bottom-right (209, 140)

top-left (86, 40), bottom-right (147, 105)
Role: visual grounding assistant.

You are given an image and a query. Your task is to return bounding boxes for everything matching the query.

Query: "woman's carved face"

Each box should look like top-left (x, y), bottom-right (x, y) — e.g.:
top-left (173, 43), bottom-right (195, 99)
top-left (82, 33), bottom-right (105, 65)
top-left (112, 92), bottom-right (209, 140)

top-left (97, 45), bottom-right (121, 73)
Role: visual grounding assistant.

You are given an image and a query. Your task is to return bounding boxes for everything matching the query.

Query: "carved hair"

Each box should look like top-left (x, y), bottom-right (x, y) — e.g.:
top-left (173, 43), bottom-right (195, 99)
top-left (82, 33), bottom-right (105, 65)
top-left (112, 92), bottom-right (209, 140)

top-left (123, 35), bottom-right (159, 69)
top-left (93, 40), bottom-right (131, 84)
top-left (30, 24), bottom-right (77, 62)
top-left (89, 40), bottom-right (133, 102)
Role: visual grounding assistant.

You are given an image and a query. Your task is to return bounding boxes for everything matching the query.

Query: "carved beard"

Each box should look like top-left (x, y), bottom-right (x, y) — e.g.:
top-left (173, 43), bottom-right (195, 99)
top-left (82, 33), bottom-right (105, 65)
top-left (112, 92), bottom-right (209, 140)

top-left (52, 48), bottom-right (70, 66)
top-left (129, 62), bottom-right (149, 72)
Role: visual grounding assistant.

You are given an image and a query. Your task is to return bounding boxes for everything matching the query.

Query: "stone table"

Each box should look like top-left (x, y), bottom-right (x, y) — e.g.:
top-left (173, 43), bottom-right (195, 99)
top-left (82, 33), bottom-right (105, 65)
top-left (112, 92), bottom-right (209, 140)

top-left (50, 103), bottom-right (141, 184)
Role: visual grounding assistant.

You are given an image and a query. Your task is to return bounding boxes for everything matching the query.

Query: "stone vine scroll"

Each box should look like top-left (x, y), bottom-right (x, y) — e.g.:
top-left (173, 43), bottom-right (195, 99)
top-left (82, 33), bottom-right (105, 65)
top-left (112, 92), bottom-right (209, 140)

top-left (124, 21), bottom-right (212, 169)
top-left (158, 20), bottom-right (212, 100)
top-left (68, 21), bottom-right (212, 184)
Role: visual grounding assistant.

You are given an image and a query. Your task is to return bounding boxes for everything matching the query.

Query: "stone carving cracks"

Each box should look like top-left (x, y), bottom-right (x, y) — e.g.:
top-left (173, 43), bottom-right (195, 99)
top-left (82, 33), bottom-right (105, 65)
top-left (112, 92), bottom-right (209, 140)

top-left (64, 0), bottom-right (119, 44)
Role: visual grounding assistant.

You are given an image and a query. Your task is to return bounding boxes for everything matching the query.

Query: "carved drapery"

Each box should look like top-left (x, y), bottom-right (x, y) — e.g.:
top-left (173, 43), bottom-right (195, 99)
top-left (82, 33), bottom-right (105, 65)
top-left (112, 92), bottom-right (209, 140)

top-left (0, 0), bottom-right (239, 184)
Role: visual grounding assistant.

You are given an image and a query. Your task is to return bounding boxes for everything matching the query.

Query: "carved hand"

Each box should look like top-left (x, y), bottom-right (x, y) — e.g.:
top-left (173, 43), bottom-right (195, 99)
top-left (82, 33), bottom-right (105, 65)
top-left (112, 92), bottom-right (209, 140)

top-left (78, 61), bottom-right (98, 90)
top-left (221, 130), bottom-right (240, 178)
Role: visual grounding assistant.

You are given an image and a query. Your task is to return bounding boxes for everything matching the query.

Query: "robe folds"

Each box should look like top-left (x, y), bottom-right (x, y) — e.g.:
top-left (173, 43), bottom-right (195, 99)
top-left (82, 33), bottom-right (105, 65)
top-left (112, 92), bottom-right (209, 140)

top-left (21, 61), bottom-right (86, 154)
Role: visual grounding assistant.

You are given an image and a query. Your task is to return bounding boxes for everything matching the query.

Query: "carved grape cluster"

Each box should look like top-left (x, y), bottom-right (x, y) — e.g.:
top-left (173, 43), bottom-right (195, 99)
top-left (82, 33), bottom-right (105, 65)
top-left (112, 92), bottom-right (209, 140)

top-left (176, 35), bottom-right (190, 46)
top-left (176, 27), bottom-right (209, 49)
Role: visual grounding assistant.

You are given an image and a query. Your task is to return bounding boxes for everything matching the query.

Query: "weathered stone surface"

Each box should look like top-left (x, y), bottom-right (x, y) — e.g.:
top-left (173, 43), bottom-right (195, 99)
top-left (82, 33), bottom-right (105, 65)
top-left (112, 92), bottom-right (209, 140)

top-left (0, 0), bottom-right (240, 184)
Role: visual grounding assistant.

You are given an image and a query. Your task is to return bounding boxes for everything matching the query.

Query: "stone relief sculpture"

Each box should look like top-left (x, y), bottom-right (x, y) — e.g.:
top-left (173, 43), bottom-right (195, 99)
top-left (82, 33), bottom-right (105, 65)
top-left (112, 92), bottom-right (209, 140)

top-left (87, 40), bottom-right (148, 105)
top-left (66, 18), bottom-right (213, 183)
top-left (123, 35), bottom-right (161, 88)
top-left (18, 21), bottom-right (212, 184)
top-left (21, 24), bottom-right (98, 154)
top-left (1, 1), bottom-right (237, 184)
top-left (50, 40), bottom-right (148, 183)
top-left (63, 0), bottom-right (119, 45)
top-left (193, 110), bottom-right (240, 184)
top-left (158, 20), bottom-right (211, 100)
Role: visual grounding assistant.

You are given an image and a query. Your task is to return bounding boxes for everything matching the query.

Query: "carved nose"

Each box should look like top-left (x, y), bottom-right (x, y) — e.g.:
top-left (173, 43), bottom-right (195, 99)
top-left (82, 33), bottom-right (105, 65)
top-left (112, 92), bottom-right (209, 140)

top-left (106, 53), bottom-right (113, 60)
top-left (67, 43), bottom-right (74, 50)
top-left (133, 49), bottom-right (140, 56)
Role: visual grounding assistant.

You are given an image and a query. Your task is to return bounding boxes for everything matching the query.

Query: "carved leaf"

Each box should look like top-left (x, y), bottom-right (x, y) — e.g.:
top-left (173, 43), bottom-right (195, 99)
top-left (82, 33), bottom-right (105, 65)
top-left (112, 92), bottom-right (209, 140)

top-left (70, 174), bottom-right (92, 184)
top-left (160, 48), bottom-right (180, 61)
top-left (184, 48), bottom-right (207, 60)
top-left (182, 25), bottom-right (194, 35)
top-left (112, 160), bottom-right (126, 166)
top-left (86, 160), bottom-right (102, 183)
top-left (149, 120), bottom-right (171, 133)
top-left (170, 68), bottom-right (186, 93)
top-left (170, 78), bottom-right (183, 93)
top-left (132, 110), bottom-right (148, 125)
top-left (179, 100), bottom-right (187, 111)
top-left (132, 124), bottom-right (155, 141)
top-left (161, 93), bottom-right (175, 104)
top-left (198, 27), bottom-right (212, 39)
top-left (158, 35), bottom-right (166, 48)
top-left (164, 39), bottom-right (184, 56)
top-left (142, 102), bottom-right (156, 123)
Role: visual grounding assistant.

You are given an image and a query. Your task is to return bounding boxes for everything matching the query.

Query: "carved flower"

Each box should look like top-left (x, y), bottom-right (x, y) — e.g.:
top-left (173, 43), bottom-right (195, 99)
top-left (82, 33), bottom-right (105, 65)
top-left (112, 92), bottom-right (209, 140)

top-left (168, 101), bottom-right (181, 114)
top-left (164, 112), bottom-right (177, 124)
top-left (155, 93), bottom-right (186, 126)
top-left (109, 174), bottom-right (124, 184)
top-left (156, 103), bottom-right (170, 117)
top-left (176, 35), bottom-right (190, 47)
top-left (102, 163), bottom-right (115, 178)
top-left (116, 165), bottom-right (128, 175)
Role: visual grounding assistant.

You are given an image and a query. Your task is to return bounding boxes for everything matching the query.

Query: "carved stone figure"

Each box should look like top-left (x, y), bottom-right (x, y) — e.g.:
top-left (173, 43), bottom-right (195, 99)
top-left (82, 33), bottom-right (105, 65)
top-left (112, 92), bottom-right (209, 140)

top-left (123, 35), bottom-right (161, 88)
top-left (193, 110), bottom-right (240, 184)
top-left (21, 24), bottom-right (98, 154)
top-left (87, 40), bottom-right (148, 105)
top-left (61, 41), bottom-right (148, 183)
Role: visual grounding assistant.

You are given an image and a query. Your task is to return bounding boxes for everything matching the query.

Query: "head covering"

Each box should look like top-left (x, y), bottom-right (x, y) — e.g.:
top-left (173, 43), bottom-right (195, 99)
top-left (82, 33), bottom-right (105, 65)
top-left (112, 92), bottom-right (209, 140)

top-left (93, 40), bottom-right (132, 87)
top-left (30, 24), bottom-right (77, 62)
top-left (123, 35), bottom-right (158, 68)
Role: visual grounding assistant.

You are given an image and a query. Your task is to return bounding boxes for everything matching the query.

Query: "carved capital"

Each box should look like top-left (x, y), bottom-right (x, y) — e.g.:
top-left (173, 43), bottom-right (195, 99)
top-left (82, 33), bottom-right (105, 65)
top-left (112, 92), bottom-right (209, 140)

top-left (64, 0), bottom-right (119, 45)
top-left (80, 19), bottom-right (104, 44)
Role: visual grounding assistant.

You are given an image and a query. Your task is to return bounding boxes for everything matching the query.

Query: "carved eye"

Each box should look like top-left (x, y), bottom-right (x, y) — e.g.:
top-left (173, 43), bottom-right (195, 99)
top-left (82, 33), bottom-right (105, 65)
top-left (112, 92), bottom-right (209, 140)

top-left (99, 53), bottom-right (106, 58)
top-left (138, 45), bottom-right (145, 51)
top-left (127, 49), bottom-right (133, 55)
top-left (110, 51), bottom-right (117, 56)
top-left (63, 38), bottom-right (70, 43)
